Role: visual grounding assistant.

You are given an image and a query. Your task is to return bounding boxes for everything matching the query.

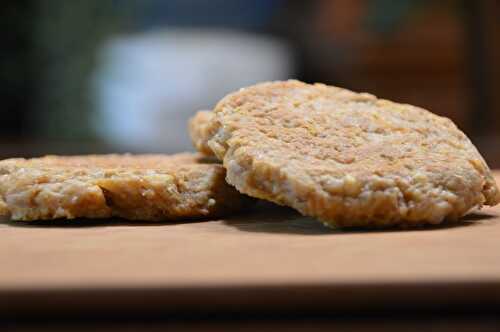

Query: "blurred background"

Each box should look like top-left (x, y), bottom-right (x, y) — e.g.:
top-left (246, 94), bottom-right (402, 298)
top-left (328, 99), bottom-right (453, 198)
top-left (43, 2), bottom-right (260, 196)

top-left (1, 0), bottom-right (499, 166)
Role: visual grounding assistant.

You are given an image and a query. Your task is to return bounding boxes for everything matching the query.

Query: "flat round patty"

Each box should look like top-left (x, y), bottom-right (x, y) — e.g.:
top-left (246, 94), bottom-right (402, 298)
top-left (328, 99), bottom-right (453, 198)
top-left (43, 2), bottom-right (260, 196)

top-left (201, 80), bottom-right (499, 227)
top-left (0, 153), bottom-right (250, 221)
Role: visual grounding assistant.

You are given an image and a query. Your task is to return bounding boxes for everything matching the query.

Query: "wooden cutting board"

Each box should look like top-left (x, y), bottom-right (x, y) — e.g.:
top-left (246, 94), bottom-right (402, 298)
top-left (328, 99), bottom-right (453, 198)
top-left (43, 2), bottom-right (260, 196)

top-left (2, 173), bottom-right (500, 317)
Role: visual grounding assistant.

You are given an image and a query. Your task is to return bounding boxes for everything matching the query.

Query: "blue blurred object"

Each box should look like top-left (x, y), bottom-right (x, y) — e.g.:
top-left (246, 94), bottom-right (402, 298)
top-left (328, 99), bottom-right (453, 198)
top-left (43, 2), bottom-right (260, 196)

top-left (93, 29), bottom-right (293, 153)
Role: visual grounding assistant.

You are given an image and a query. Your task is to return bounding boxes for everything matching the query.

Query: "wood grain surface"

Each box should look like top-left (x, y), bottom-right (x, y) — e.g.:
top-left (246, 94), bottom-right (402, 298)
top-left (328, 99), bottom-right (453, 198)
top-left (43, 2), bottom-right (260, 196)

top-left (2, 173), bottom-right (500, 317)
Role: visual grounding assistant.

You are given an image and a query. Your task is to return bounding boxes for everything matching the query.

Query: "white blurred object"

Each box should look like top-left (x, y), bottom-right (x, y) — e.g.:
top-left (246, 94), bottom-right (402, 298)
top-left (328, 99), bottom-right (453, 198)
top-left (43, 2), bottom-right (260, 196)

top-left (93, 29), bottom-right (294, 153)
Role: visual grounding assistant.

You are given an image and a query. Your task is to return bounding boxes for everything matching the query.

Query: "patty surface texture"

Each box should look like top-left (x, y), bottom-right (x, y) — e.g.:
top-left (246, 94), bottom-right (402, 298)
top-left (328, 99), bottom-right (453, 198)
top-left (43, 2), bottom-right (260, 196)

top-left (189, 110), bottom-right (216, 157)
top-left (197, 80), bottom-right (499, 227)
top-left (0, 153), bottom-right (249, 221)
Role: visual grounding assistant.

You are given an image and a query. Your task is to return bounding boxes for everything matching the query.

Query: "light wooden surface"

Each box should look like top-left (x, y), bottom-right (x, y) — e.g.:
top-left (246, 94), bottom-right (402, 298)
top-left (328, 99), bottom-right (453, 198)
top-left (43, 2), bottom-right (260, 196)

top-left (1, 173), bottom-right (500, 316)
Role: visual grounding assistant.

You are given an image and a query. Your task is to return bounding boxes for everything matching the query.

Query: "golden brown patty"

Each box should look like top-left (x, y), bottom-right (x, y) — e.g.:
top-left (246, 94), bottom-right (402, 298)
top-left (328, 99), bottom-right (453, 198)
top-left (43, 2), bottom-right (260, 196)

top-left (189, 110), bottom-right (216, 157)
top-left (0, 153), bottom-right (250, 221)
top-left (196, 80), bottom-right (499, 227)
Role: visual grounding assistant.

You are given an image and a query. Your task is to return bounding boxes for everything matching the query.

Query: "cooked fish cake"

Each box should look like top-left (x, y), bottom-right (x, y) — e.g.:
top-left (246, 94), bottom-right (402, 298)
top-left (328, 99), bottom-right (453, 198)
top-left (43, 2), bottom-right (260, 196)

top-left (0, 153), bottom-right (250, 221)
top-left (199, 80), bottom-right (499, 227)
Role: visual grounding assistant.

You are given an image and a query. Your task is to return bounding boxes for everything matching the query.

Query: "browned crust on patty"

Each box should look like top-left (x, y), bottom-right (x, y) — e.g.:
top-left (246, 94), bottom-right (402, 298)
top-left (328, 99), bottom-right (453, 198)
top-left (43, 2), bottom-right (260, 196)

top-left (0, 153), bottom-right (250, 221)
top-left (201, 80), bottom-right (500, 227)
top-left (189, 110), bottom-right (216, 157)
